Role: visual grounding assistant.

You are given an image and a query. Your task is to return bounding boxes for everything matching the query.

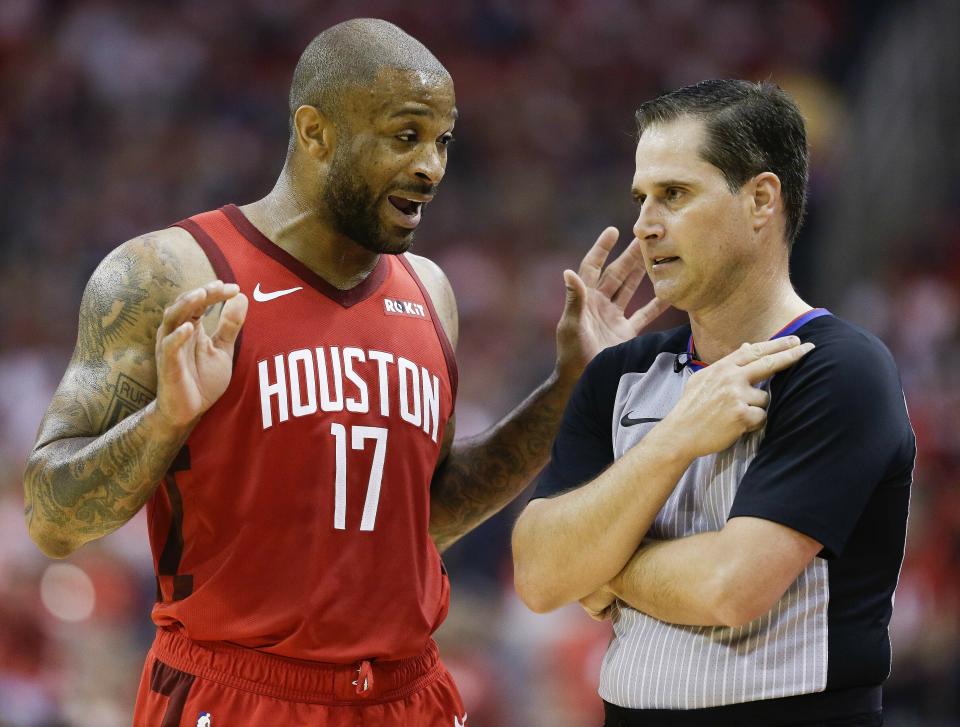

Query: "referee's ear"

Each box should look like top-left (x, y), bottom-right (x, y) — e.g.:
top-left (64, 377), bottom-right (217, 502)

top-left (747, 171), bottom-right (782, 237)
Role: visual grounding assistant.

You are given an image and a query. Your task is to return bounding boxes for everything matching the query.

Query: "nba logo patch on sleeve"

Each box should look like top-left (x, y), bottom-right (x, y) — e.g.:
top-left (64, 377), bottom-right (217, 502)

top-left (196, 712), bottom-right (211, 727)
top-left (383, 297), bottom-right (429, 320)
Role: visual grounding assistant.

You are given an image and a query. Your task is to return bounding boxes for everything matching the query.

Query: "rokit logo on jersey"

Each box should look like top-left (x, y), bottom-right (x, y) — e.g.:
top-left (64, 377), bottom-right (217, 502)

top-left (383, 297), bottom-right (428, 319)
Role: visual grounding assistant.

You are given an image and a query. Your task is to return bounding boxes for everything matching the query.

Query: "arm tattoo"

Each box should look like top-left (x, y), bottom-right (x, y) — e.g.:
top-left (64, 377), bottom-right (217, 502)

top-left (26, 375), bottom-right (187, 542)
top-left (24, 233), bottom-right (193, 555)
top-left (430, 374), bottom-right (571, 551)
top-left (99, 374), bottom-right (154, 430)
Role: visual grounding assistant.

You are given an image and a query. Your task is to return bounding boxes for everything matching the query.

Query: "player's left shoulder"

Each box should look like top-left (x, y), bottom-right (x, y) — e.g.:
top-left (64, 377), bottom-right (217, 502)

top-left (403, 252), bottom-right (448, 292)
top-left (402, 252), bottom-right (458, 348)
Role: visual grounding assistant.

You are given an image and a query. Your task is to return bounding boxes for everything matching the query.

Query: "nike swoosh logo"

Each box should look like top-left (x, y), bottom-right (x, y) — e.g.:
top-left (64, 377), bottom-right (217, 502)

top-left (620, 412), bottom-right (663, 427)
top-left (253, 283), bottom-right (303, 302)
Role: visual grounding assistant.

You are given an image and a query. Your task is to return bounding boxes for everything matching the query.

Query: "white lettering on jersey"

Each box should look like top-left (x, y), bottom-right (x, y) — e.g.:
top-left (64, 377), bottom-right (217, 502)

top-left (342, 347), bottom-right (369, 414)
top-left (422, 368), bottom-right (440, 442)
top-left (258, 346), bottom-right (443, 442)
top-left (316, 346), bottom-right (344, 411)
top-left (288, 349), bottom-right (317, 417)
top-left (258, 354), bottom-right (288, 428)
top-left (383, 297), bottom-right (428, 319)
top-left (398, 357), bottom-right (422, 428)
top-left (367, 350), bottom-right (394, 417)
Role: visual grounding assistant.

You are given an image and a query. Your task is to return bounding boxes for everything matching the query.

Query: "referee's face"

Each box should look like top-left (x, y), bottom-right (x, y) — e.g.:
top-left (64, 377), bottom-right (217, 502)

top-left (631, 116), bottom-right (761, 313)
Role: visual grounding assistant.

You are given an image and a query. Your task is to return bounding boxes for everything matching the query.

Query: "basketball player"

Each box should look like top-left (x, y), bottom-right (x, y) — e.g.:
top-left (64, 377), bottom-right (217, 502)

top-left (22, 19), bottom-right (670, 726)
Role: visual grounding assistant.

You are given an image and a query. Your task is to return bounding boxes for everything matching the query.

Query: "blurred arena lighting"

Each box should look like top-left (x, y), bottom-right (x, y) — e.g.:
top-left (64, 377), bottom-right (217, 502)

top-left (39, 563), bottom-right (96, 623)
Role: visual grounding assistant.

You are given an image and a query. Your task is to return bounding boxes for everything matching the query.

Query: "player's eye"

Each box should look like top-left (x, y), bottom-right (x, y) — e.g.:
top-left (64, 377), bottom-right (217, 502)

top-left (438, 133), bottom-right (454, 147)
top-left (396, 131), bottom-right (417, 143)
top-left (665, 187), bottom-right (684, 202)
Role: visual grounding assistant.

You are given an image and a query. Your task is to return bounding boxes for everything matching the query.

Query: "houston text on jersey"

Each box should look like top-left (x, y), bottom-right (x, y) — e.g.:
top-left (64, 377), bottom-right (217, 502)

top-left (258, 345), bottom-right (442, 442)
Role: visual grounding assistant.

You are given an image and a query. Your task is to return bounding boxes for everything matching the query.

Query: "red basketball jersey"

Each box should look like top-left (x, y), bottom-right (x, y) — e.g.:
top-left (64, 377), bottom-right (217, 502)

top-left (147, 205), bottom-right (457, 663)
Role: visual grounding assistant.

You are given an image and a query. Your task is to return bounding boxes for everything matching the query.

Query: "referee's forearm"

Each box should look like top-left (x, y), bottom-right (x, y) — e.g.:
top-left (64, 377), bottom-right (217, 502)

top-left (512, 423), bottom-right (692, 613)
top-left (610, 534), bottom-right (730, 626)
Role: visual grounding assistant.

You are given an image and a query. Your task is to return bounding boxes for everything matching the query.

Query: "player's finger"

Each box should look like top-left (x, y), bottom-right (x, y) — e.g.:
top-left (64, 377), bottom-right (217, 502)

top-left (628, 297), bottom-right (671, 334)
top-left (158, 321), bottom-right (195, 381)
top-left (161, 281), bottom-right (224, 334)
top-left (577, 227), bottom-right (619, 288)
top-left (561, 269), bottom-right (588, 320)
top-left (728, 336), bottom-right (802, 367)
top-left (211, 293), bottom-right (248, 352)
top-left (611, 267), bottom-right (646, 310)
top-left (159, 288), bottom-right (206, 338)
top-left (159, 282), bottom-right (241, 338)
top-left (742, 342), bottom-right (815, 384)
top-left (598, 237), bottom-right (644, 300)
top-left (198, 282), bottom-right (241, 317)
top-left (612, 246), bottom-right (647, 310)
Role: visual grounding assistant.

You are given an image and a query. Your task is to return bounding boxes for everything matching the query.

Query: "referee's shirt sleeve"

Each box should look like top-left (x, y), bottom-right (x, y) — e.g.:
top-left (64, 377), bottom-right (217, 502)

top-left (729, 326), bottom-right (914, 558)
top-left (530, 346), bottom-right (621, 500)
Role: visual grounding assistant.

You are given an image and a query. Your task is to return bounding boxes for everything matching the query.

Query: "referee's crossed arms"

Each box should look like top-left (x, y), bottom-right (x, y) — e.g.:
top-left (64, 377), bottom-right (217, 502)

top-left (512, 335), bottom-right (813, 616)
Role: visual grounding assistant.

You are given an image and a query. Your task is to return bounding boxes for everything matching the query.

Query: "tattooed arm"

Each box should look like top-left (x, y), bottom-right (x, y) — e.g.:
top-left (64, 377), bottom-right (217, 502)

top-left (428, 373), bottom-right (575, 553)
top-left (23, 228), bottom-right (247, 558)
top-left (409, 229), bottom-right (669, 552)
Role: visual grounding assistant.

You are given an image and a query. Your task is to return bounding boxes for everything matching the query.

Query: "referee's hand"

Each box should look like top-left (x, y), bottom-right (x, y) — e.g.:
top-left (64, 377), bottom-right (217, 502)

top-left (580, 585), bottom-right (617, 621)
top-left (661, 336), bottom-right (815, 459)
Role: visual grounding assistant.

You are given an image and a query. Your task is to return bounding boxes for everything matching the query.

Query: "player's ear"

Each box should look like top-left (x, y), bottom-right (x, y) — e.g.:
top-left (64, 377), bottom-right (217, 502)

top-left (747, 172), bottom-right (781, 233)
top-left (292, 105), bottom-right (335, 161)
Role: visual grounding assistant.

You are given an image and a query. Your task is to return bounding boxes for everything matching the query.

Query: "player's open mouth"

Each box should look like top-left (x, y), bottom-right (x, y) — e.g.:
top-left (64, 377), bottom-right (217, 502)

top-left (387, 195), bottom-right (424, 229)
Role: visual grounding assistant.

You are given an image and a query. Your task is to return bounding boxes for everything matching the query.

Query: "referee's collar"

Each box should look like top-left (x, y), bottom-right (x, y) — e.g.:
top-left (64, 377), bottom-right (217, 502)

top-left (685, 308), bottom-right (832, 372)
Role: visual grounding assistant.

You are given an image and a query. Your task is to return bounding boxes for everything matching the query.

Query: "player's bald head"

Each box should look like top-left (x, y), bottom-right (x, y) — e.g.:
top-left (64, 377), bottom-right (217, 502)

top-left (288, 19), bottom-right (450, 130)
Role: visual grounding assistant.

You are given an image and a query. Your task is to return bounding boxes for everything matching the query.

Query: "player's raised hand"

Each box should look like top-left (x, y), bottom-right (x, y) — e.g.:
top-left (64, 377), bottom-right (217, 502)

top-left (154, 281), bottom-right (248, 428)
top-left (556, 227), bottom-right (670, 381)
top-left (661, 337), bottom-right (815, 459)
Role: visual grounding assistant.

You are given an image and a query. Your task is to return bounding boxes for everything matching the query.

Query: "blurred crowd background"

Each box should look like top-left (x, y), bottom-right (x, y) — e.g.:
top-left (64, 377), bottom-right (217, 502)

top-left (1, 0), bottom-right (958, 725)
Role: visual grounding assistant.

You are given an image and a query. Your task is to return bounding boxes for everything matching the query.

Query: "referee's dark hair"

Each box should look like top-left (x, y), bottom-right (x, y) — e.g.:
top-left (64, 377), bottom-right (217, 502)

top-left (636, 79), bottom-right (809, 247)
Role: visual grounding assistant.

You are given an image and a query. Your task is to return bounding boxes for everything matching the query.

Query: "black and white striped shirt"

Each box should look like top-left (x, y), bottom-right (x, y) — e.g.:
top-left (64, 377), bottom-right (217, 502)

top-left (533, 312), bottom-right (914, 721)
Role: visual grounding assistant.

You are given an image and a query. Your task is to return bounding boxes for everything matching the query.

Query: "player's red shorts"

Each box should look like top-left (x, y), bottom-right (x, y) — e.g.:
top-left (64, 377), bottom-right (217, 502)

top-left (132, 627), bottom-right (466, 727)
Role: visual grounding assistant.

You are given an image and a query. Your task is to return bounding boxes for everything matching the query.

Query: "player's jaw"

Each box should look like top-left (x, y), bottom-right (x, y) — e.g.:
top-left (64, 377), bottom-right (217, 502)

top-left (324, 171), bottom-right (436, 255)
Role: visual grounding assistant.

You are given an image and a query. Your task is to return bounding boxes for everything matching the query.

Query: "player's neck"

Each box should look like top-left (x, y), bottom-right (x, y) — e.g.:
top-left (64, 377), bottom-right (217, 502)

top-left (240, 183), bottom-right (381, 291)
top-left (687, 274), bottom-right (810, 364)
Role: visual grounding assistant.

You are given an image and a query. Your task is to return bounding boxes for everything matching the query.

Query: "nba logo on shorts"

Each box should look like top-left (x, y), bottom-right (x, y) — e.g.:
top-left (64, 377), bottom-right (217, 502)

top-left (196, 713), bottom-right (211, 727)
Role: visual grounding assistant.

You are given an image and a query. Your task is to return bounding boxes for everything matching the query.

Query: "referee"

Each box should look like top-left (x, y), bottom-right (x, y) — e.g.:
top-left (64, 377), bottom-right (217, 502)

top-left (512, 80), bottom-right (913, 726)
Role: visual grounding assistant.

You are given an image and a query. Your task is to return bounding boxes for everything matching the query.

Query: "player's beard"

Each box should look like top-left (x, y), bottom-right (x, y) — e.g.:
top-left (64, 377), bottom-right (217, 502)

top-left (323, 148), bottom-right (414, 255)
